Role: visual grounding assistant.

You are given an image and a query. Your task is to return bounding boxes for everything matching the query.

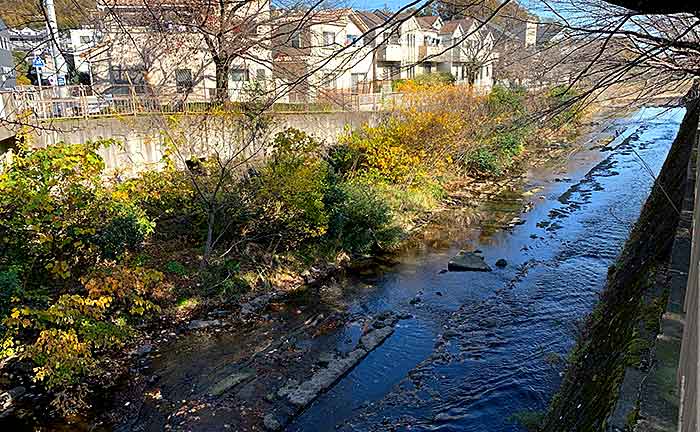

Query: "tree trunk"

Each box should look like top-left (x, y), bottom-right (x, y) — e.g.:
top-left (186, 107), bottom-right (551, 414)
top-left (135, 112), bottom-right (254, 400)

top-left (201, 210), bottom-right (216, 269)
top-left (214, 57), bottom-right (230, 103)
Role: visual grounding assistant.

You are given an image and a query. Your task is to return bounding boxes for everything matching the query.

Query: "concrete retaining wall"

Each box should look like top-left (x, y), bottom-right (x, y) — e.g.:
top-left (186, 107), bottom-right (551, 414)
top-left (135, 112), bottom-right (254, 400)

top-left (29, 111), bottom-right (384, 175)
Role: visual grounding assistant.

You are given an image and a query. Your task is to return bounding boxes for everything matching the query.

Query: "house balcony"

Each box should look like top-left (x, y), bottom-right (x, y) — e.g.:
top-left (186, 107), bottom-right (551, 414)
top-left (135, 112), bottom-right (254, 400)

top-left (419, 45), bottom-right (451, 63)
top-left (377, 44), bottom-right (403, 62)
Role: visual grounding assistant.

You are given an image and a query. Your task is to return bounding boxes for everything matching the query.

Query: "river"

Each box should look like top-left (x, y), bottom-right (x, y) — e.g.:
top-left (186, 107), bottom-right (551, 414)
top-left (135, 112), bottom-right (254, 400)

top-left (286, 106), bottom-right (684, 431)
top-left (5, 107), bottom-right (683, 431)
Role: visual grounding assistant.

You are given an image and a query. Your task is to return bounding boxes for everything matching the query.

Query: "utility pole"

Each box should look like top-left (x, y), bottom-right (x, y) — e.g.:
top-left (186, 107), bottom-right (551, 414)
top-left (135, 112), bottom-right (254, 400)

top-left (44, 0), bottom-right (68, 90)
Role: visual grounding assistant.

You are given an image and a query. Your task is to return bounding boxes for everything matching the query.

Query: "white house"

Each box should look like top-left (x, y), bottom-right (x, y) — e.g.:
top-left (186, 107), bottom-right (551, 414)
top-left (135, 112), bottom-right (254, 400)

top-left (63, 28), bottom-right (100, 77)
top-left (362, 11), bottom-right (497, 90)
top-left (438, 18), bottom-right (496, 90)
top-left (88, 0), bottom-right (273, 101)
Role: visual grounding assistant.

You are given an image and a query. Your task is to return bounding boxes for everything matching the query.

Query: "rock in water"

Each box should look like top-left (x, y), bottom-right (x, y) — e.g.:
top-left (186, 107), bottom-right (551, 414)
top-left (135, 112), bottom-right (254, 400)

top-left (495, 259), bottom-right (508, 268)
top-left (187, 319), bottom-right (221, 330)
top-left (263, 414), bottom-right (282, 431)
top-left (448, 251), bottom-right (492, 272)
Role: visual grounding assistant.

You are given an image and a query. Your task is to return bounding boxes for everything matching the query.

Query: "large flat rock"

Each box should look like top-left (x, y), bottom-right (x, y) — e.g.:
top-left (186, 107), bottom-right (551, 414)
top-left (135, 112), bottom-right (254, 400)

top-left (448, 251), bottom-right (492, 272)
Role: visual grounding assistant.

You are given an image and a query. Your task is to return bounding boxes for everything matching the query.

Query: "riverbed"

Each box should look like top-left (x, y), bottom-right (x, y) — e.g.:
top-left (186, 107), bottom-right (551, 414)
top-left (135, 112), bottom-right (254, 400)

top-left (7, 107), bottom-right (684, 431)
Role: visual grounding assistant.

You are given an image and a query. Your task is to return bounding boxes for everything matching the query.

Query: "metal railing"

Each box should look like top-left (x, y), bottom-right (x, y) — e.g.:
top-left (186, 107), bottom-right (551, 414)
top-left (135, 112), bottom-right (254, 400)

top-left (5, 84), bottom-right (405, 121)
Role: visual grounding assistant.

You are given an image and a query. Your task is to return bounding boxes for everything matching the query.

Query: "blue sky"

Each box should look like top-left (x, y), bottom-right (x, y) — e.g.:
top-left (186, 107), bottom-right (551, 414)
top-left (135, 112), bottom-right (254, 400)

top-left (347, 0), bottom-right (557, 19)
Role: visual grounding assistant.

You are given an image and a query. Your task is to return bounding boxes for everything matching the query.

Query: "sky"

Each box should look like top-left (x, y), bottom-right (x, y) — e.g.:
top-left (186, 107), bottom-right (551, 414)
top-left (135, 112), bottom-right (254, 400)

top-left (346, 0), bottom-right (559, 20)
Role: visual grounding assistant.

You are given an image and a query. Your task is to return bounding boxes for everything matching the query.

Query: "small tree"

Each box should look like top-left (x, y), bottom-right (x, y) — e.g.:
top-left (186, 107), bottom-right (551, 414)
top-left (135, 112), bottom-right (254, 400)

top-left (156, 87), bottom-right (273, 267)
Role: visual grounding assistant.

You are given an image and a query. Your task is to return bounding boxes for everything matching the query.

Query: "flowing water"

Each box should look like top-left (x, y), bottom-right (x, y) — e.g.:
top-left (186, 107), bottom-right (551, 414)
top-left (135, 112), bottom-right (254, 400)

top-left (287, 106), bottom-right (684, 431)
top-left (2, 107), bottom-right (684, 431)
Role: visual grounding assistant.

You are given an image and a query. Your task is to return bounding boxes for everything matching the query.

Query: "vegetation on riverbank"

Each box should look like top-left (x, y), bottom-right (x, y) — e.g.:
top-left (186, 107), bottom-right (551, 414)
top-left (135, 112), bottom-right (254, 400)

top-left (0, 81), bottom-right (583, 419)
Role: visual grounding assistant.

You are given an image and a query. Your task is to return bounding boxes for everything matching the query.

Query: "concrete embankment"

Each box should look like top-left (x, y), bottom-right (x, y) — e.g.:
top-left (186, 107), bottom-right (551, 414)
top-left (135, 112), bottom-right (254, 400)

top-left (23, 111), bottom-right (383, 175)
top-left (542, 95), bottom-right (700, 431)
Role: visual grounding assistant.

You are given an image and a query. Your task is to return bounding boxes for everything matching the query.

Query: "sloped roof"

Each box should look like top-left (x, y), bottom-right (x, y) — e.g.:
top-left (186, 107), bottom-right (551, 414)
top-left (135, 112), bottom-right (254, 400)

top-left (438, 20), bottom-right (460, 35)
top-left (353, 10), bottom-right (385, 29)
top-left (416, 15), bottom-right (439, 30)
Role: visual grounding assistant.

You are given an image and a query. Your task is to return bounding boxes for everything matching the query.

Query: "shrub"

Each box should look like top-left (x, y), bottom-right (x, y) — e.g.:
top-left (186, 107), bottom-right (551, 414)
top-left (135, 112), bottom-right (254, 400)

top-left (411, 72), bottom-right (456, 86)
top-left (547, 85), bottom-right (582, 128)
top-left (487, 84), bottom-right (527, 116)
top-left (254, 129), bottom-right (330, 247)
top-left (492, 127), bottom-right (529, 158)
top-left (95, 205), bottom-right (154, 260)
top-left (0, 141), bottom-right (152, 283)
top-left (326, 180), bottom-right (402, 254)
top-left (326, 142), bottom-right (364, 178)
top-left (0, 267), bottom-right (22, 324)
top-left (467, 147), bottom-right (502, 176)
top-left (2, 265), bottom-right (167, 412)
top-left (164, 260), bottom-right (187, 276)
top-left (117, 166), bottom-right (204, 239)
top-left (339, 120), bottom-right (423, 185)
top-left (0, 141), bottom-right (162, 415)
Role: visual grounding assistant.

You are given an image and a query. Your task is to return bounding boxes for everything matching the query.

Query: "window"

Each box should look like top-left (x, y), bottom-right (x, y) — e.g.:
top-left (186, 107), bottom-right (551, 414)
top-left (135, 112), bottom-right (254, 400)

top-left (175, 68), bottom-right (193, 93)
top-left (351, 72), bottom-right (366, 92)
top-left (109, 65), bottom-right (145, 85)
top-left (323, 31), bottom-right (335, 46)
top-left (291, 32), bottom-right (301, 48)
top-left (230, 68), bottom-right (249, 82)
top-left (80, 35), bottom-right (92, 45)
top-left (424, 64), bottom-right (432, 74)
top-left (407, 34), bottom-right (416, 47)
top-left (256, 68), bottom-right (266, 80)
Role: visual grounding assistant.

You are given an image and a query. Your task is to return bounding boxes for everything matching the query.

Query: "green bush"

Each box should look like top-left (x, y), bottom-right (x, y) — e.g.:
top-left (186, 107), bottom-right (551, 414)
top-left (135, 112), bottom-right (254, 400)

top-left (467, 147), bottom-right (502, 176)
top-left (0, 267), bottom-right (22, 322)
top-left (96, 206), bottom-right (153, 260)
top-left (117, 167), bottom-right (205, 239)
top-left (412, 72), bottom-right (456, 86)
top-left (326, 143), bottom-right (363, 178)
top-left (326, 180), bottom-right (401, 254)
top-left (254, 129), bottom-right (330, 247)
top-left (0, 141), bottom-right (153, 283)
top-left (547, 85), bottom-right (582, 128)
top-left (164, 260), bottom-right (187, 276)
top-left (487, 85), bottom-right (526, 115)
top-left (0, 141), bottom-right (162, 415)
top-left (492, 127), bottom-right (528, 157)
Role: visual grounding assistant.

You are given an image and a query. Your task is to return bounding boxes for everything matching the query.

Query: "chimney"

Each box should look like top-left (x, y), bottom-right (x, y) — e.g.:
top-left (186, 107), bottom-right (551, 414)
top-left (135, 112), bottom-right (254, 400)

top-left (525, 21), bottom-right (537, 47)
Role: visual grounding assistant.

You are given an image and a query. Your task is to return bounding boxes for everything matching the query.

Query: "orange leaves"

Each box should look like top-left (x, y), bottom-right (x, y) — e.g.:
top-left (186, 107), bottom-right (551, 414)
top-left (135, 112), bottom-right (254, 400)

top-left (81, 264), bottom-right (167, 315)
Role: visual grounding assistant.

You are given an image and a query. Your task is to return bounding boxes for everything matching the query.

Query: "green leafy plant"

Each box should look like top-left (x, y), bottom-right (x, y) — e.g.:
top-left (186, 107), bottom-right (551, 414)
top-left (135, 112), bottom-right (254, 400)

top-left (325, 180), bottom-right (402, 254)
top-left (164, 260), bottom-right (187, 276)
top-left (254, 128), bottom-right (331, 247)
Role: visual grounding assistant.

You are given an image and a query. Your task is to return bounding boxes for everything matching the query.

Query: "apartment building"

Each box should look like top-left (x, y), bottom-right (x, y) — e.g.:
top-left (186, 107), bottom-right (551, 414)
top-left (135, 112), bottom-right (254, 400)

top-left (86, 0), bottom-right (273, 100)
top-left (272, 8), bottom-right (378, 102)
top-left (273, 9), bottom-right (498, 98)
